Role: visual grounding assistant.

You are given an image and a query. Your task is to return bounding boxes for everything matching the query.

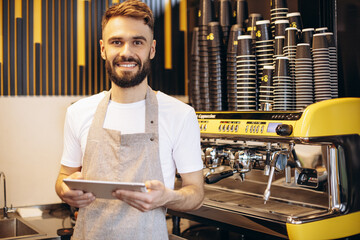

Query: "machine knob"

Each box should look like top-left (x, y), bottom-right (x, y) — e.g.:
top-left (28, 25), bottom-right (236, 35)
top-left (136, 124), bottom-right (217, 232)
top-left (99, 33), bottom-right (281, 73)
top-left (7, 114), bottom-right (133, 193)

top-left (275, 124), bottom-right (293, 136)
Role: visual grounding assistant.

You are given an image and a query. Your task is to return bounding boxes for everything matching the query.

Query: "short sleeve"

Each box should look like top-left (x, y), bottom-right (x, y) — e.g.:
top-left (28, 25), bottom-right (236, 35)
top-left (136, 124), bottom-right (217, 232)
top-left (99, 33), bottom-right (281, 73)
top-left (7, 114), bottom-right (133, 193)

top-left (60, 109), bottom-right (83, 167)
top-left (172, 108), bottom-right (203, 173)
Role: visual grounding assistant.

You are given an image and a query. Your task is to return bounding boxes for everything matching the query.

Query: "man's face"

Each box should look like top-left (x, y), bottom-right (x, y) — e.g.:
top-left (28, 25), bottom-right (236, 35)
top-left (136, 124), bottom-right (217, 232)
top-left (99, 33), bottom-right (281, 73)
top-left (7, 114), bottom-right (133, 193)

top-left (100, 16), bottom-right (156, 88)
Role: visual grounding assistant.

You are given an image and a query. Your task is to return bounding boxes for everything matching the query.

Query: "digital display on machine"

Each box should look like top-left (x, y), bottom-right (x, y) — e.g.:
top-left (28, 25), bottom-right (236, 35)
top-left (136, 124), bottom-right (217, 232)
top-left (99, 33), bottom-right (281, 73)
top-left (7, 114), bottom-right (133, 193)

top-left (267, 123), bottom-right (281, 133)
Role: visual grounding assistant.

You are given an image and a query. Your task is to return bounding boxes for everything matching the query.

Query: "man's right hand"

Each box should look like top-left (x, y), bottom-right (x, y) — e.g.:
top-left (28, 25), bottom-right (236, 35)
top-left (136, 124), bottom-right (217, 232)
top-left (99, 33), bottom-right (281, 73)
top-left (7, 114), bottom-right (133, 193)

top-left (55, 166), bottom-right (96, 208)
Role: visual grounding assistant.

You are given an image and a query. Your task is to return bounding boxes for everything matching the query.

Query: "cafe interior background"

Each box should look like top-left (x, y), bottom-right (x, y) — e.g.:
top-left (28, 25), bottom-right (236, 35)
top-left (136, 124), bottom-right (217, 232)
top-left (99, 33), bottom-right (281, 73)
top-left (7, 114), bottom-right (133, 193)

top-left (0, 0), bottom-right (359, 238)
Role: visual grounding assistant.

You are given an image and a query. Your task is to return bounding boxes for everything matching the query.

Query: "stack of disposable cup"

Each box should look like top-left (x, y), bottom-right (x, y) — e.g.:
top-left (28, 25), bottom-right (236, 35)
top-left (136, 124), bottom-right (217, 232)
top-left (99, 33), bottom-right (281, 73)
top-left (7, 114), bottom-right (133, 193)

top-left (273, 56), bottom-right (295, 110)
top-left (246, 13), bottom-right (263, 42)
top-left (235, 35), bottom-right (257, 111)
top-left (284, 27), bottom-right (299, 109)
top-left (234, 0), bottom-right (248, 30)
top-left (208, 22), bottom-right (226, 111)
top-left (227, 24), bottom-right (244, 111)
top-left (218, 0), bottom-right (232, 47)
top-left (295, 43), bottom-right (314, 110)
top-left (270, 0), bottom-right (288, 37)
top-left (274, 36), bottom-right (285, 63)
top-left (301, 28), bottom-right (315, 49)
top-left (287, 12), bottom-right (303, 30)
top-left (274, 19), bottom-right (289, 37)
top-left (255, 20), bottom-right (274, 107)
top-left (259, 65), bottom-right (275, 111)
top-left (312, 33), bottom-right (332, 102)
top-left (323, 32), bottom-right (338, 98)
top-left (189, 27), bottom-right (201, 111)
top-left (198, 0), bottom-right (213, 111)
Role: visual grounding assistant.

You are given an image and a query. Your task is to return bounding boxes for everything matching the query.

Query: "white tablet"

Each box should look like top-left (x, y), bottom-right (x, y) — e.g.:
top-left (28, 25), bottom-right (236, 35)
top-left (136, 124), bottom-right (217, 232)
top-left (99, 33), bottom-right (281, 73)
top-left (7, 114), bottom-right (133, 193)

top-left (63, 179), bottom-right (147, 199)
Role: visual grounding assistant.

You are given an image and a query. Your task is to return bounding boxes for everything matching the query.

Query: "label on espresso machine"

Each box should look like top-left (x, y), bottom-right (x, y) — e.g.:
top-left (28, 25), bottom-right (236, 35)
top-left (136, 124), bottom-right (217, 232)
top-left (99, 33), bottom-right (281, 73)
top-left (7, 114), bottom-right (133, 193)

top-left (196, 112), bottom-right (301, 137)
top-left (295, 167), bottom-right (319, 188)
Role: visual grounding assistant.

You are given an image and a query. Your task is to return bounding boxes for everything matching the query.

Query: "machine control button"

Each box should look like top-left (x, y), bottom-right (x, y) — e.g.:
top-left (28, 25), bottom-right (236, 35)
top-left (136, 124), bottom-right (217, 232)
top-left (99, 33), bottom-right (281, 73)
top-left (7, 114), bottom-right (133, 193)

top-left (200, 124), bottom-right (203, 130)
top-left (218, 125), bottom-right (222, 132)
top-left (261, 126), bottom-right (264, 133)
top-left (230, 125), bottom-right (234, 132)
top-left (256, 125), bottom-right (260, 133)
top-left (222, 125), bottom-right (226, 132)
top-left (276, 124), bottom-right (293, 136)
top-left (245, 125), bottom-right (249, 133)
top-left (226, 125), bottom-right (230, 132)
top-left (235, 125), bottom-right (239, 132)
top-left (204, 124), bottom-right (207, 131)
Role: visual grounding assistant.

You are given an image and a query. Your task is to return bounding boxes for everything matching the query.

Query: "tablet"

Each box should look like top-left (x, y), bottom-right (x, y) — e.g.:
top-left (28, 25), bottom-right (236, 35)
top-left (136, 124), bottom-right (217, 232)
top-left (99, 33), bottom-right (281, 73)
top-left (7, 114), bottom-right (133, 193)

top-left (63, 179), bottom-right (147, 199)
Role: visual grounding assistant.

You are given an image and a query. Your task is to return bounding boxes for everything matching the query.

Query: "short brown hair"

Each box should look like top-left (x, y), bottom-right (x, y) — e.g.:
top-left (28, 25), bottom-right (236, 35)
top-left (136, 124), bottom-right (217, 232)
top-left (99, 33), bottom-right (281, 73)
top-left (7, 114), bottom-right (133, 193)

top-left (102, 0), bottom-right (154, 35)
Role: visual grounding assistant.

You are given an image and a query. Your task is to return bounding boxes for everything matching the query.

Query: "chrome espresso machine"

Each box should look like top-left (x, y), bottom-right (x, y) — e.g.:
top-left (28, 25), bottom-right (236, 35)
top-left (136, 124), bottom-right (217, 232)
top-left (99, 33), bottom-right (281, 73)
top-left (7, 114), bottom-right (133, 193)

top-left (169, 98), bottom-right (360, 239)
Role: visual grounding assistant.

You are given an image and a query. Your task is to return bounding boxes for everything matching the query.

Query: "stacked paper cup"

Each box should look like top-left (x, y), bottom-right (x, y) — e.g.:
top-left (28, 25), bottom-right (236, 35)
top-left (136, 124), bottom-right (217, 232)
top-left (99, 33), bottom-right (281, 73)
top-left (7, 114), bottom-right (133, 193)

top-left (301, 28), bottom-right (315, 49)
top-left (235, 35), bottom-right (257, 111)
top-left (218, 0), bottom-right (232, 47)
top-left (270, 0), bottom-right (288, 37)
top-left (287, 12), bottom-right (303, 30)
top-left (198, 0), bottom-right (213, 111)
top-left (227, 24), bottom-right (244, 111)
top-left (255, 20), bottom-right (274, 88)
top-left (189, 27), bottom-right (201, 111)
top-left (234, 0), bottom-right (248, 30)
top-left (295, 43), bottom-right (314, 110)
top-left (284, 27), bottom-right (299, 109)
top-left (208, 22), bottom-right (226, 111)
top-left (323, 32), bottom-right (338, 98)
top-left (274, 56), bottom-right (295, 110)
top-left (259, 65), bottom-right (275, 111)
top-left (312, 33), bottom-right (332, 102)
top-left (274, 36), bottom-right (285, 62)
top-left (246, 13), bottom-right (263, 43)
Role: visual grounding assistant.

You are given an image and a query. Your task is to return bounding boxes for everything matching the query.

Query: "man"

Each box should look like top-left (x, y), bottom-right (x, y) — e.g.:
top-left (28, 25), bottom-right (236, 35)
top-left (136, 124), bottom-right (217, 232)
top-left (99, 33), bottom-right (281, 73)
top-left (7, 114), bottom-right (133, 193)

top-left (55, 1), bottom-right (204, 239)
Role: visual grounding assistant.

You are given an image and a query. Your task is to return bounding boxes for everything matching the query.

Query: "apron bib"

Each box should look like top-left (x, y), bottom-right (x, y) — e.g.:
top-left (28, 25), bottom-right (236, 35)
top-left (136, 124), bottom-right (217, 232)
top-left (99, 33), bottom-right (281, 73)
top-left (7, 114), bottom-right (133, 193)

top-left (72, 87), bottom-right (168, 240)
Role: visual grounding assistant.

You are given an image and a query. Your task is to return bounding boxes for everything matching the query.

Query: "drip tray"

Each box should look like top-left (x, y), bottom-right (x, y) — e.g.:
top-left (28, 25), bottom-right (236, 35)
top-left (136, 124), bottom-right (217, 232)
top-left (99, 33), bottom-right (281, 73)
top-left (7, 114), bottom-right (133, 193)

top-left (204, 176), bottom-right (329, 222)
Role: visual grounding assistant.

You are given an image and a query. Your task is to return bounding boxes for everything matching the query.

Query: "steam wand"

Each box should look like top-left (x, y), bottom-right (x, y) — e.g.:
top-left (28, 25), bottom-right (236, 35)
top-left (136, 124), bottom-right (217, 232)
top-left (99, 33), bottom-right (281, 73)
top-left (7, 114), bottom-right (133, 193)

top-left (263, 150), bottom-right (289, 204)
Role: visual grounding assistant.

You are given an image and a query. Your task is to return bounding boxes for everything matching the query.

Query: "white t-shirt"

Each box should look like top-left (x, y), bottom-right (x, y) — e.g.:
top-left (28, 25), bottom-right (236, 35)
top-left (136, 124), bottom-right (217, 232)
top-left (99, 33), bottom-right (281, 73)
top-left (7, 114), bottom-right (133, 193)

top-left (61, 91), bottom-right (203, 189)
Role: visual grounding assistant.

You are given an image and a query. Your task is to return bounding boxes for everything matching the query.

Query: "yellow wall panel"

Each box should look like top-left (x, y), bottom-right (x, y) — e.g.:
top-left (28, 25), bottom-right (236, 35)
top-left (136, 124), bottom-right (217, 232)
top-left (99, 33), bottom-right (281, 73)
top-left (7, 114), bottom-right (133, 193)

top-left (77, 0), bottom-right (85, 66)
top-left (15, 0), bottom-right (22, 18)
top-left (165, 0), bottom-right (172, 69)
top-left (33, 0), bottom-right (42, 43)
top-left (0, 0), bottom-right (3, 95)
top-left (0, 0), bottom-right (3, 64)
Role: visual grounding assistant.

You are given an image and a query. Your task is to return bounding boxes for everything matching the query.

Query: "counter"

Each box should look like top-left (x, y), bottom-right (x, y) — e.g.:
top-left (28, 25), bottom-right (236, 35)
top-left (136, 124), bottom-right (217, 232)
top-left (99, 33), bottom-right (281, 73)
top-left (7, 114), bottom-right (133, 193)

top-left (2, 204), bottom-right (73, 240)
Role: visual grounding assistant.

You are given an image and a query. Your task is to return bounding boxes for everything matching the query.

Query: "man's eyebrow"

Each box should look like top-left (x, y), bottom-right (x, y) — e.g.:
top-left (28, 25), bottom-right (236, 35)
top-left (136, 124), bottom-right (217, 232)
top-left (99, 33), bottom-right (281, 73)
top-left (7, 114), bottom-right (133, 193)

top-left (108, 36), bottom-right (147, 42)
top-left (132, 36), bottom-right (147, 42)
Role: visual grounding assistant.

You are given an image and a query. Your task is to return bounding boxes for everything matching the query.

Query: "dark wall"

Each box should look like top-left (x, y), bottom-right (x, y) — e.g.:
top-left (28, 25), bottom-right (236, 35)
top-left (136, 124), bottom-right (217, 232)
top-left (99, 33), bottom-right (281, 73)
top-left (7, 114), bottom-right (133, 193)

top-left (337, 0), bottom-right (360, 97)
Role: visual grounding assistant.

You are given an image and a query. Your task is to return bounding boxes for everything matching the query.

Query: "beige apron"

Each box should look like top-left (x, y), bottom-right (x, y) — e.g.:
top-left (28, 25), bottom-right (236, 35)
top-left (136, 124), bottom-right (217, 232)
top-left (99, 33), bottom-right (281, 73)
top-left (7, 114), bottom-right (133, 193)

top-left (72, 86), bottom-right (168, 240)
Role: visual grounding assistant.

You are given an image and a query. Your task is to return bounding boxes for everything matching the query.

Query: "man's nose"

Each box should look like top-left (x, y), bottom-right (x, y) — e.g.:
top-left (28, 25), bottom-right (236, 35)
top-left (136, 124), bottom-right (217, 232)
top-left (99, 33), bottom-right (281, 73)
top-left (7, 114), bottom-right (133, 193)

top-left (120, 42), bottom-right (133, 57)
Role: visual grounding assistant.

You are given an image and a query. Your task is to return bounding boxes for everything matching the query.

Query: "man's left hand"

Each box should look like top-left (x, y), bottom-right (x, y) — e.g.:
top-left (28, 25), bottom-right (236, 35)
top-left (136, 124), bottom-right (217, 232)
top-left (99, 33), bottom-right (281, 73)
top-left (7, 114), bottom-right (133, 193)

top-left (112, 180), bottom-right (169, 212)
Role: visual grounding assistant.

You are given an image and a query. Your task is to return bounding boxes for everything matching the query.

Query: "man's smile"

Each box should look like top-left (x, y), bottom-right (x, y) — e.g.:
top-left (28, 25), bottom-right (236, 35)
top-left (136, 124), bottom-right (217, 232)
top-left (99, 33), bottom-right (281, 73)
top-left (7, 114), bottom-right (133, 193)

top-left (117, 63), bottom-right (137, 68)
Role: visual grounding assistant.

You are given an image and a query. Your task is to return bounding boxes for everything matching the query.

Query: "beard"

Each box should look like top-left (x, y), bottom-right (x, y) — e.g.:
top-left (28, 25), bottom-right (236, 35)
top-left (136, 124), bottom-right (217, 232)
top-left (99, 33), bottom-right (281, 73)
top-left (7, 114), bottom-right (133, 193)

top-left (106, 54), bottom-right (151, 88)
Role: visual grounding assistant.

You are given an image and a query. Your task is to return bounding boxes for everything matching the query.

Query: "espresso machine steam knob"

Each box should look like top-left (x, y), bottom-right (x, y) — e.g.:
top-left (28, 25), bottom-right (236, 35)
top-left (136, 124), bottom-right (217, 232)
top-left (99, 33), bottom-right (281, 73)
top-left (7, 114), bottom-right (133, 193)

top-left (275, 124), bottom-right (293, 136)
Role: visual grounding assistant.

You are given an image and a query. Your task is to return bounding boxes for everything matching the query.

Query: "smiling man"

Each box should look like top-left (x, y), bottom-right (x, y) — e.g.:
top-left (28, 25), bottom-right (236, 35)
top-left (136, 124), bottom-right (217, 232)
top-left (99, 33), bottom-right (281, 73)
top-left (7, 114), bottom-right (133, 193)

top-left (55, 1), bottom-right (204, 239)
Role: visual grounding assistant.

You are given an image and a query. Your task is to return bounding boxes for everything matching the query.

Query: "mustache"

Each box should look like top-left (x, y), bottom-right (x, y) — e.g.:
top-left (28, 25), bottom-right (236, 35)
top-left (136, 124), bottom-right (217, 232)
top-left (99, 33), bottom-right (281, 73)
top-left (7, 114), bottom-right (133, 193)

top-left (113, 56), bottom-right (141, 66)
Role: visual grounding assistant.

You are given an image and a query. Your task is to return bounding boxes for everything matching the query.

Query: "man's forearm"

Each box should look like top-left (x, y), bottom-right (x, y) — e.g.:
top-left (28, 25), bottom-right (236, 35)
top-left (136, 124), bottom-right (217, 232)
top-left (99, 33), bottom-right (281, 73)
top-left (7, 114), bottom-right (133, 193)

top-left (165, 184), bottom-right (204, 211)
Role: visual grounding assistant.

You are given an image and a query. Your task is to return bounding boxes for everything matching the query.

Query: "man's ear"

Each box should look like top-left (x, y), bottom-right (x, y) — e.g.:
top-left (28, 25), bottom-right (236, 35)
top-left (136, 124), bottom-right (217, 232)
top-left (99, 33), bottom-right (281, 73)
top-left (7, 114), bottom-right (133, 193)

top-left (99, 39), bottom-right (106, 60)
top-left (150, 39), bottom-right (156, 60)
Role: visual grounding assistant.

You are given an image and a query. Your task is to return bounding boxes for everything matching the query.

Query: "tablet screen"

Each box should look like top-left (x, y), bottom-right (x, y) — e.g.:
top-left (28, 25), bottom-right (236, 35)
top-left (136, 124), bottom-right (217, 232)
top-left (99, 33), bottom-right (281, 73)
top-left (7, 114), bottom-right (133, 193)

top-left (63, 179), bottom-right (147, 199)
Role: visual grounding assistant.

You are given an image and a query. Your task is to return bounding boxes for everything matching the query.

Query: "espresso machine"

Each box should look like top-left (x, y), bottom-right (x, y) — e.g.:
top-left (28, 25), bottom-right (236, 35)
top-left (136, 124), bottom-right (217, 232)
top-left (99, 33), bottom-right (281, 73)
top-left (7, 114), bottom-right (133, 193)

top-left (170, 98), bottom-right (360, 239)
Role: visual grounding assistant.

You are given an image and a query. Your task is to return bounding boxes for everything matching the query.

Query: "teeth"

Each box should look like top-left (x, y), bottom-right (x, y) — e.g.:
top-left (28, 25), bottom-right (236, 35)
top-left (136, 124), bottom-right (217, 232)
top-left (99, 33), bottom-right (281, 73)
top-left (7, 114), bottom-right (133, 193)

top-left (118, 63), bottom-right (136, 67)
